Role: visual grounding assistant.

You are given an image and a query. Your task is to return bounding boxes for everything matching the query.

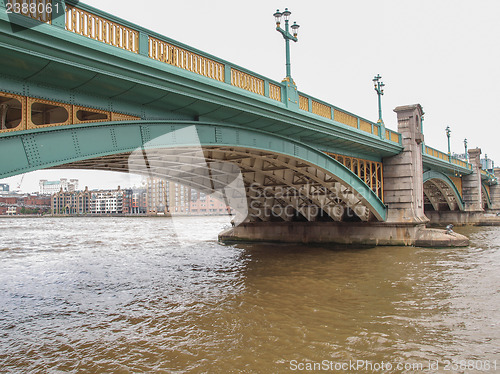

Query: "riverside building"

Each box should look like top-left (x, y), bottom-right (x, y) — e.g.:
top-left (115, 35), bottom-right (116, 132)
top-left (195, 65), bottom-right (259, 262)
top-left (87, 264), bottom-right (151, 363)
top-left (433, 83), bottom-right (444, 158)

top-left (51, 187), bottom-right (91, 215)
top-left (40, 178), bottom-right (79, 195)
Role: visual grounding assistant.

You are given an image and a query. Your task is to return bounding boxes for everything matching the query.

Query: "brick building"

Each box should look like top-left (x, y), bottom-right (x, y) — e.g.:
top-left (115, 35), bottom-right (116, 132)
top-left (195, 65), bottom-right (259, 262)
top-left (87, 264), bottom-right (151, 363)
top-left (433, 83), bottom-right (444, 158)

top-left (52, 187), bottom-right (91, 215)
top-left (167, 182), bottom-right (191, 214)
top-left (190, 190), bottom-right (230, 215)
top-left (0, 194), bottom-right (50, 215)
top-left (146, 178), bottom-right (168, 215)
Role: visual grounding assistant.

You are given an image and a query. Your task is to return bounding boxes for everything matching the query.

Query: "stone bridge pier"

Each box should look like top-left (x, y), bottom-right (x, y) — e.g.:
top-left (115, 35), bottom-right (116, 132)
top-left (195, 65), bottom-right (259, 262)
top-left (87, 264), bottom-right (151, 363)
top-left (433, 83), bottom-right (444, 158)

top-left (378, 104), bottom-right (468, 246)
top-left (220, 104), bottom-right (469, 247)
top-left (490, 168), bottom-right (500, 211)
top-left (383, 105), bottom-right (428, 224)
top-left (463, 148), bottom-right (484, 212)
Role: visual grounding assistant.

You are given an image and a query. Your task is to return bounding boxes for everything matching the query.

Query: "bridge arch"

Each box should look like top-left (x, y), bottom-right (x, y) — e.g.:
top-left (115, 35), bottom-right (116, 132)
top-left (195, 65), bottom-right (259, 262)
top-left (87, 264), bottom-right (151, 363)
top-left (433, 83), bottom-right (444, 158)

top-left (423, 170), bottom-right (464, 211)
top-left (482, 183), bottom-right (492, 209)
top-left (0, 120), bottom-right (387, 222)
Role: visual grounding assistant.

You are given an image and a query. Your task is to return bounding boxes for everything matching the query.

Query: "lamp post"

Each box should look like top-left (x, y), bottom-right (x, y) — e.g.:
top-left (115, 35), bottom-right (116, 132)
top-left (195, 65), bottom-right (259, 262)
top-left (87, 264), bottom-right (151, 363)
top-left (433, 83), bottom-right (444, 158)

top-left (464, 138), bottom-right (468, 160)
top-left (373, 74), bottom-right (385, 125)
top-left (273, 8), bottom-right (300, 81)
top-left (446, 126), bottom-right (451, 160)
top-left (485, 154), bottom-right (488, 171)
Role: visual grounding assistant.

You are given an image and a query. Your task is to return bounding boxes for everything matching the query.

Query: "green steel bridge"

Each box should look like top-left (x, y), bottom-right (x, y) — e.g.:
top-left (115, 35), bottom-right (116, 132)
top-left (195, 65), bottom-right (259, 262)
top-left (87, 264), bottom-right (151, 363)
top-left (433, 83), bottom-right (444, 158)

top-left (0, 1), bottom-right (497, 229)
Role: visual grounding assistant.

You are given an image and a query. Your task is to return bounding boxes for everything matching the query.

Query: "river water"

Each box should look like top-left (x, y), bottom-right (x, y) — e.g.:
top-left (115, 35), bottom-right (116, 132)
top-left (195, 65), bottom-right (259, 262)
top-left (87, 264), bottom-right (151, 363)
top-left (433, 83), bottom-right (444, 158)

top-left (0, 216), bottom-right (498, 373)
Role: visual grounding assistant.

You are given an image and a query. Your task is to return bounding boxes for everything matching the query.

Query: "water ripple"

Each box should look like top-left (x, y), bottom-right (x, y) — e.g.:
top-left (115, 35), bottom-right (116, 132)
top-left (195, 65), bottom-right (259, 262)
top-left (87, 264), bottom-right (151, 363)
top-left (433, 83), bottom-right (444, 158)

top-left (0, 219), bottom-right (499, 372)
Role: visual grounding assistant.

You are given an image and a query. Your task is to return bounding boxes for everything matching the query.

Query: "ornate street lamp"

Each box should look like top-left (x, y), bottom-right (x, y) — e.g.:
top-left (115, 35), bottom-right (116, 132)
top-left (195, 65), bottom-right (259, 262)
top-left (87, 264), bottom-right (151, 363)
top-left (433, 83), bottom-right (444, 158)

top-left (464, 138), bottom-right (468, 160)
top-left (371, 74), bottom-right (386, 139)
top-left (373, 74), bottom-right (385, 124)
top-left (446, 126), bottom-right (451, 160)
top-left (273, 8), bottom-right (299, 80)
top-left (373, 74), bottom-right (385, 125)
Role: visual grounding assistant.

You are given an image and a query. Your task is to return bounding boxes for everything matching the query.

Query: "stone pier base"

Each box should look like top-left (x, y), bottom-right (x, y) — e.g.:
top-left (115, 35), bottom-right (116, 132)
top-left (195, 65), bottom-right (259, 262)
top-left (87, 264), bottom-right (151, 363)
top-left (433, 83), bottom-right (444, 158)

top-left (426, 211), bottom-right (500, 226)
top-left (219, 222), bottom-right (469, 247)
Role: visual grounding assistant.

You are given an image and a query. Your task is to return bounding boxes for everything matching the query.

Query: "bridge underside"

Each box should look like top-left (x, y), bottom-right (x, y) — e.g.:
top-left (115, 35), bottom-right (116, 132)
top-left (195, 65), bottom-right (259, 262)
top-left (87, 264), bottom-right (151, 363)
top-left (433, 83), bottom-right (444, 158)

top-left (423, 179), bottom-right (461, 211)
top-left (55, 146), bottom-right (380, 223)
top-left (423, 171), bottom-right (464, 212)
top-left (481, 184), bottom-right (492, 210)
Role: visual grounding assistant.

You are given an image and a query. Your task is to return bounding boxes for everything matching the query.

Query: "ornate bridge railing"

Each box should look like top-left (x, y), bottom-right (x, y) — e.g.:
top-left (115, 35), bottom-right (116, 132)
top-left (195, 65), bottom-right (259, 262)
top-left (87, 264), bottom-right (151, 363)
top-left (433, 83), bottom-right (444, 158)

top-left (481, 169), bottom-right (497, 184)
top-left (424, 145), bottom-right (472, 171)
top-left (297, 93), bottom-right (401, 142)
top-left (149, 36), bottom-right (225, 82)
top-left (66, 5), bottom-right (139, 53)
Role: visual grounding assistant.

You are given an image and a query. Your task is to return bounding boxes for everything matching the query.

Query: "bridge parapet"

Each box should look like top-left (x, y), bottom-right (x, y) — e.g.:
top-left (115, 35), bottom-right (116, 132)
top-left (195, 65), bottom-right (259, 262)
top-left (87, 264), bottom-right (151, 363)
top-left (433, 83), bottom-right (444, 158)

top-left (424, 145), bottom-right (472, 171)
top-left (63, 1), bottom-right (288, 103)
top-left (296, 91), bottom-right (402, 144)
top-left (65, 4), bottom-right (140, 53)
top-left (481, 168), bottom-right (497, 184)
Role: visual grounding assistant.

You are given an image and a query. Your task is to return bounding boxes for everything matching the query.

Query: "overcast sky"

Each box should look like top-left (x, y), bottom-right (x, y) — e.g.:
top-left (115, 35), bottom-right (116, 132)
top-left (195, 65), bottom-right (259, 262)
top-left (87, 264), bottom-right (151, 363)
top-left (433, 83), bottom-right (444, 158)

top-left (2, 0), bottom-right (499, 193)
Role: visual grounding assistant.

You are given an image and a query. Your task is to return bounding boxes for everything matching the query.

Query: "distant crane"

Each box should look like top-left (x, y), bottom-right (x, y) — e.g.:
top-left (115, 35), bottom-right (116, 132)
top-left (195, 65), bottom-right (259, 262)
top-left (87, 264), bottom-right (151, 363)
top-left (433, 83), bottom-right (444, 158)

top-left (15, 174), bottom-right (25, 192)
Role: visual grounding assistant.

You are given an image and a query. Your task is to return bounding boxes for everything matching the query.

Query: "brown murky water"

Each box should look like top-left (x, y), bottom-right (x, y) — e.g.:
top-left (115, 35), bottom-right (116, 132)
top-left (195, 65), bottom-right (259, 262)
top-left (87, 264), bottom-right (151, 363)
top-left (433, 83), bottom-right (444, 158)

top-left (0, 217), bottom-right (499, 373)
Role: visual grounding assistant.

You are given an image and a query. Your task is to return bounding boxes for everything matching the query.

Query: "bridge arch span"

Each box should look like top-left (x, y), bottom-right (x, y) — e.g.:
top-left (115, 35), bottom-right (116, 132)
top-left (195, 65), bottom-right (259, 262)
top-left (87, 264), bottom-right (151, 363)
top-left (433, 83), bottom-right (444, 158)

top-left (0, 120), bottom-right (387, 222)
top-left (482, 184), bottom-right (492, 210)
top-left (423, 170), bottom-right (464, 211)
